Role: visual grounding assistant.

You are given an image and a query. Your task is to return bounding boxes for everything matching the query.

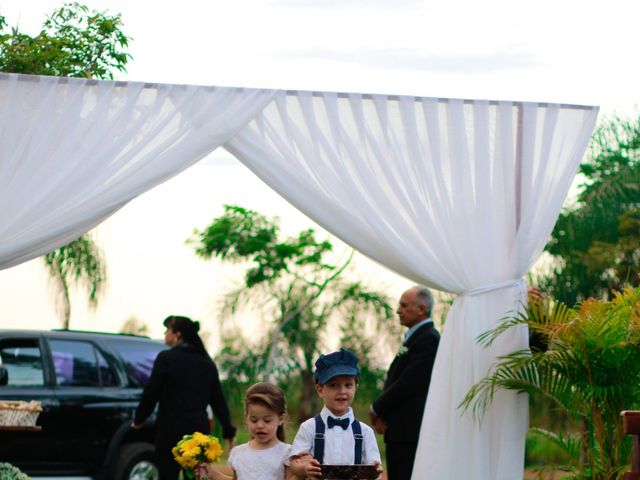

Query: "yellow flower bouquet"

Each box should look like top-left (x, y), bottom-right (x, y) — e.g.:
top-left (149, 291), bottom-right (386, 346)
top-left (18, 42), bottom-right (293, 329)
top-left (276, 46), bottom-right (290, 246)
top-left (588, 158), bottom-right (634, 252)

top-left (172, 432), bottom-right (223, 480)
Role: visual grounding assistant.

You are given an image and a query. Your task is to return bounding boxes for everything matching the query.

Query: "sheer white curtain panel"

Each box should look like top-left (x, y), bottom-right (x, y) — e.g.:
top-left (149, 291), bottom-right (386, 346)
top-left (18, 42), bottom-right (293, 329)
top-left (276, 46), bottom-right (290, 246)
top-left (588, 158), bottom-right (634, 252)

top-left (0, 75), bottom-right (599, 479)
top-left (225, 91), bottom-right (598, 479)
top-left (0, 74), bottom-right (275, 269)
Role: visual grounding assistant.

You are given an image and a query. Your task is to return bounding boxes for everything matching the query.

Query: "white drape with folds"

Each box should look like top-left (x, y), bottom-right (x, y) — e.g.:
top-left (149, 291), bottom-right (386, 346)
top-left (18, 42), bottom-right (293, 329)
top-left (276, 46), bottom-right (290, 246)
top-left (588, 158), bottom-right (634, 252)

top-left (0, 73), bottom-right (275, 269)
top-left (224, 92), bottom-right (598, 479)
top-left (0, 74), bottom-right (598, 479)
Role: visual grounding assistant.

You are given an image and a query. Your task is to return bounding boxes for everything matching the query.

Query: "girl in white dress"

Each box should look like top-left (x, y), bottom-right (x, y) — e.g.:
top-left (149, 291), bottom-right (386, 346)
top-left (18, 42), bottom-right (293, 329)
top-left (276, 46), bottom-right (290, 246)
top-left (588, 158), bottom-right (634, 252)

top-left (197, 382), bottom-right (292, 480)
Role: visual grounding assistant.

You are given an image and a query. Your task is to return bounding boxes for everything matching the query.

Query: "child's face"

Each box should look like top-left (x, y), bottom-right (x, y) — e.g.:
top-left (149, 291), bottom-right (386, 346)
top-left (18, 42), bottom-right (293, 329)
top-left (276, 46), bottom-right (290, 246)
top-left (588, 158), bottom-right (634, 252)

top-left (246, 402), bottom-right (283, 448)
top-left (315, 375), bottom-right (357, 416)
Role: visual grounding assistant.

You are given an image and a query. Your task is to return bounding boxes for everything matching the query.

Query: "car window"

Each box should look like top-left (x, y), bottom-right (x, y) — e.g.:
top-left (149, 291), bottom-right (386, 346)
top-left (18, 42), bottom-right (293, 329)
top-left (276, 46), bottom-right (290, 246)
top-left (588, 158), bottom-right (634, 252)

top-left (49, 339), bottom-right (117, 387)
top-left (105, 339), bottom-right (165, 387)
top-left (0, 339), bottom-right (45, 387)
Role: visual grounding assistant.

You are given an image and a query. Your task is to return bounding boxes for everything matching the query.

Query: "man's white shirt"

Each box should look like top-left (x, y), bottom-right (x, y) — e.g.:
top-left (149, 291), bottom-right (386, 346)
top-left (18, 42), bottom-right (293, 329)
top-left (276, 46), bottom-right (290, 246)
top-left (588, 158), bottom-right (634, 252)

top-left (403, 317), bottom-right (433, 343)
top-left (290, 406), bottom-right (381, 465)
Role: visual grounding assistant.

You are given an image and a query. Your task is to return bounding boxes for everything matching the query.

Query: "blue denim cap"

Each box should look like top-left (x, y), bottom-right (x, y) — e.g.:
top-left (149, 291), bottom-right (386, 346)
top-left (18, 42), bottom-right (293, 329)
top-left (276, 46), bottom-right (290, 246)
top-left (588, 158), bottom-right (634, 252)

top-left (314, 348), bottom-right (360, 384)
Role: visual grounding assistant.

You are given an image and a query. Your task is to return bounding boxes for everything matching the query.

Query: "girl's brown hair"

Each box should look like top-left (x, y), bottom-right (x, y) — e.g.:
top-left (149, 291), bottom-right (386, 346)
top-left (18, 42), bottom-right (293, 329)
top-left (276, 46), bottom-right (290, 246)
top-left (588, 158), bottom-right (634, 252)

top-left (244, 382), bottom-right (287, 442)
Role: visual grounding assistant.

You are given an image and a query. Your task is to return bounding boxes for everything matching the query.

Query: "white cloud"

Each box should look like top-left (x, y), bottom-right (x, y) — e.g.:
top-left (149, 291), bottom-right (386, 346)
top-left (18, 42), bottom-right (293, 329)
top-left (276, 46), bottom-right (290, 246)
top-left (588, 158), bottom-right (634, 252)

top-left (282, 47), bottom-right (539, 73)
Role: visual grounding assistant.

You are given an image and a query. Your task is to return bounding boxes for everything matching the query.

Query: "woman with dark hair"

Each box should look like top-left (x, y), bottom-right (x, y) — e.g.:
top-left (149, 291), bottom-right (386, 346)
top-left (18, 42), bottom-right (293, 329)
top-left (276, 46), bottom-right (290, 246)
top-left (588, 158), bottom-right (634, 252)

top-left (133, 315), bottom-right (236, 480)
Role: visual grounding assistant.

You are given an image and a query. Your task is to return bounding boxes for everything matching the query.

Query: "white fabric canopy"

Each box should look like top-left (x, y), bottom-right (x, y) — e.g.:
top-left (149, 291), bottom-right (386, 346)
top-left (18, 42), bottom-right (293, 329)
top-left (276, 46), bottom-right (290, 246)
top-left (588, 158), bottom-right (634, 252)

top-left (225, 92), bottom-right (598, 478)
top-left (0, 73), bottom-right (275, 268)
top-left (0, 73), bottom-right (598, 479)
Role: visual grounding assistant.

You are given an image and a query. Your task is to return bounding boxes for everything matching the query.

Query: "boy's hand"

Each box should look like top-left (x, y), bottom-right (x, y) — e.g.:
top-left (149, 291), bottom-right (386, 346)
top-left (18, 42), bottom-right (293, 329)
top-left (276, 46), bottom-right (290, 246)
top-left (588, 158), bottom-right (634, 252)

top-left (289, 452), bottom-right (322, 478)
top-left (373, 460), bottom-right (384, 480)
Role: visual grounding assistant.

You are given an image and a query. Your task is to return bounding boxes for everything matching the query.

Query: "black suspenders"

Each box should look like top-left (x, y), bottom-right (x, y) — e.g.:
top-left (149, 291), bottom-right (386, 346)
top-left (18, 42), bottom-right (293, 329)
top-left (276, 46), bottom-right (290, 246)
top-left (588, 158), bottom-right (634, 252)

top-left (313, 415), bottom-right (326, 463)
top-left (352, 418), bottom-right (364, 464)
top-left (313, 415), bottom-right (364, 464)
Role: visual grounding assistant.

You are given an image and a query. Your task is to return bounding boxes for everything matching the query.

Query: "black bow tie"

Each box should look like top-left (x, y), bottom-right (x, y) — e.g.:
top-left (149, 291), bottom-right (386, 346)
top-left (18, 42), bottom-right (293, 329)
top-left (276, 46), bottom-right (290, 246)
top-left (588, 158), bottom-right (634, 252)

top-left (327, 416), bottom-right (350, 430)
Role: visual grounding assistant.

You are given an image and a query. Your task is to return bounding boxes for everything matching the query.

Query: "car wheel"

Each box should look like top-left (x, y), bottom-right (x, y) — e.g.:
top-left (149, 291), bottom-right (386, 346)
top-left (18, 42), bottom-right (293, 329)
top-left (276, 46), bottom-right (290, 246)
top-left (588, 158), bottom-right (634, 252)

top-left (112, 442), bottom-right (159, 480)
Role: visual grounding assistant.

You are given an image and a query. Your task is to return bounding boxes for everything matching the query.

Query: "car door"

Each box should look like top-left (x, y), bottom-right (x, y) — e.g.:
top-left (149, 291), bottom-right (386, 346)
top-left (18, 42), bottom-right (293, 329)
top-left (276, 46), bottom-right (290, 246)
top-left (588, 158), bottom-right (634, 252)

top-left (46, 337), bottom-right (129, 472)
top-left (101, 336), bottom-right (168, 425)
top-left (0, 335), bottom-right (62, 473)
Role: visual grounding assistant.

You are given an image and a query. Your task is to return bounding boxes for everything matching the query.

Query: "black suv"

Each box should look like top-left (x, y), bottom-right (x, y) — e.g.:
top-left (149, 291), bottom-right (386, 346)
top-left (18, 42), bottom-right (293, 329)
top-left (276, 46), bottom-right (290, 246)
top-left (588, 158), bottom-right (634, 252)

top-left (0, 329), bottom-right (167, 479)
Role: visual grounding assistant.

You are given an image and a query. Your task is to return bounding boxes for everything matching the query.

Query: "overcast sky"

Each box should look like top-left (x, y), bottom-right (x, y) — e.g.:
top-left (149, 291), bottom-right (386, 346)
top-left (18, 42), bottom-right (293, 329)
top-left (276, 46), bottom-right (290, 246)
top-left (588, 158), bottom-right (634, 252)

top-left (0, 0), bottom-right (638, 345)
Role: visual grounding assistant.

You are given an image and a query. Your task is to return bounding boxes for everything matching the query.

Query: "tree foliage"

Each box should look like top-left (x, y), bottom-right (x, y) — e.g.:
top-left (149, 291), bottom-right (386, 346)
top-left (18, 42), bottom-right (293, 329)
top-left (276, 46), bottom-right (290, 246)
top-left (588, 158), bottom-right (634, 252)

top-left (191, 205), bottom-right (398, 421)
top-left (0, 2), bottom-right (130, 78)
top-left (462, 288), bottom-right (640, 478)
top-left (541, 115), bottom-right (640, 306)
top-left (43, 236), bottom-right (106, 328)
top-left (119, 315), bottom-right (150, 336)
top-left (0, 3), bottom-right (132, 328)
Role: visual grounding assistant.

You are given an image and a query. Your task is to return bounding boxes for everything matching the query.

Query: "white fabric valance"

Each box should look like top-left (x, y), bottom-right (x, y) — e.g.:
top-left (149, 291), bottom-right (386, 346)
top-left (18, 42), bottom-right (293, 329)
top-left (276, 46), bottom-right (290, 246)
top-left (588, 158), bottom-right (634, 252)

top-left (0, 73), bottom-right (599, 479)
top-left (226, 92), bottom-right (597, 294)
top-left (0, 73), bottom-right (275, 268)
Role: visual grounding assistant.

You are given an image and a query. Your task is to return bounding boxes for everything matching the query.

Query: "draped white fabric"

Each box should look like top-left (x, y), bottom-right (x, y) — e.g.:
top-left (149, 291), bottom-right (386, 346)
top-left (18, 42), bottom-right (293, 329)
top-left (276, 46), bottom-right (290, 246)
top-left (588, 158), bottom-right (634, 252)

top-left (0, 74), bottom-right (598, 479)
top-left (225, 92), bottom-right (598, 479)
top-left (0, 73), bottom-right (275, 269)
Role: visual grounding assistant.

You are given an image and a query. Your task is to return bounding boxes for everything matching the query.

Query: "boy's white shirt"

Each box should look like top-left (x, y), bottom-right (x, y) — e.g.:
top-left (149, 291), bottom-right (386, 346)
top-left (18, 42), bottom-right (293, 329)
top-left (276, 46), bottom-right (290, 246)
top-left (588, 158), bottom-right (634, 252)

top-left (289, 406), bottom-right (381, 465)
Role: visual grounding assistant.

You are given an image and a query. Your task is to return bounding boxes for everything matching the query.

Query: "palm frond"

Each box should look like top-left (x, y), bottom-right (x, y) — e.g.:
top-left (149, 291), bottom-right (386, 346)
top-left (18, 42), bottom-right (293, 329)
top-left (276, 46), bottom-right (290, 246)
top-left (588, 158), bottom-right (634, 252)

top-left (477, 296), bottom-right (574, 349)
top-left (465, 287), bottom-right (640, 476)
top-left (529, 427), bottom-right (582, 468)
top-left (43, 234), bottom-right (106, 328)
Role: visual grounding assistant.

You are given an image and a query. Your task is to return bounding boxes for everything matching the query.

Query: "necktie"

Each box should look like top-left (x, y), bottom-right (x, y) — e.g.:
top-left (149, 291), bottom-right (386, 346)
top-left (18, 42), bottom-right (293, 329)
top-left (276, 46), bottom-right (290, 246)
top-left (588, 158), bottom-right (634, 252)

top-left (327, 416), bottom-right (350, 430)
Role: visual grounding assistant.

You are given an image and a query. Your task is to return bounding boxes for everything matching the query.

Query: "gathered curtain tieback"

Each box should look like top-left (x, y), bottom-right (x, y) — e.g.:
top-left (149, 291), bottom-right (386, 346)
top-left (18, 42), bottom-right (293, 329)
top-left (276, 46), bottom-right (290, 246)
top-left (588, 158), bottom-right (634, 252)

top-left (461, 278), bottom-right (526, 297)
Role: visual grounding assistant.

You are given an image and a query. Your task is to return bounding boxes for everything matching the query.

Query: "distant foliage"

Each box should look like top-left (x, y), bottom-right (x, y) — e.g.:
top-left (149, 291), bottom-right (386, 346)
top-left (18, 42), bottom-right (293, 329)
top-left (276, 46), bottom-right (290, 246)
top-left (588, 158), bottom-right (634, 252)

top-left (0, 2), bottom-right (130, 78)
top-left (119, 316), bottom-right (150, 336)
top-left (541, 115), bottom-right (640, 306)
top-left (191, 205), bottom-right (398, 421)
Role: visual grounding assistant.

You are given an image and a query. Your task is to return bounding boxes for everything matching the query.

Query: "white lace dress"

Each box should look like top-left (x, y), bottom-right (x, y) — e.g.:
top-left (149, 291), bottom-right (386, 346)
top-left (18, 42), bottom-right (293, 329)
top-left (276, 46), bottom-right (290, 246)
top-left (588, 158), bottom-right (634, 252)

top-left (228, 441), bottom-right (291, 480)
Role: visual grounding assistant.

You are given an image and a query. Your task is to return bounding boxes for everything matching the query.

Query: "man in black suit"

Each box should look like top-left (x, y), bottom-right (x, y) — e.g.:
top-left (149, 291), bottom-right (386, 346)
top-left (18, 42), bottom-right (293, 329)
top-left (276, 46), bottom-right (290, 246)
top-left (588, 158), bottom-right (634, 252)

top-left (370, 286), bottom-right (440, 480)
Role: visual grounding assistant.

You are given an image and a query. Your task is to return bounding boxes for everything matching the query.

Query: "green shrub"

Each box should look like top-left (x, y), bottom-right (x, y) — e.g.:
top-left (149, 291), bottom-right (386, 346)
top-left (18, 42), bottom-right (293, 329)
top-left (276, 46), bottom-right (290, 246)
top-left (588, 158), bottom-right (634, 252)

top-left (0, 463), bottom-right (30, 480)
top-left (525, 428), bottom-right (572, 467)
top-left (463, 288), bottom-right (640, 478)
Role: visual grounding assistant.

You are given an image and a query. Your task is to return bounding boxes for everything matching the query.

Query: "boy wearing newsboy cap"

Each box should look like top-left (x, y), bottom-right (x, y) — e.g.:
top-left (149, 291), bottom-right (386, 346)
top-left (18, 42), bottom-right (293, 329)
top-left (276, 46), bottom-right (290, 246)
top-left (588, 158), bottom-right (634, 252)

top-left (287, 348), bottom-right (383, 479)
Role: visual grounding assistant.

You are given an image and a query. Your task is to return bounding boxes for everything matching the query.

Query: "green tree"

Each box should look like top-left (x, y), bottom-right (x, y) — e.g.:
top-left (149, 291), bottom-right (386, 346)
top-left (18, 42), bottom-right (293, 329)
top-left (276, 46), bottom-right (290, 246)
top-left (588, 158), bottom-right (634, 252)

top-left (119, 315), bottom-right (150, 336)
top-left (462, 288), bottom-right (640, 479)
top-left (540, 115), bottom-right (640, 306)
top-left (0, 3), bottom-right (131, 328)
top-left (44, 237), bottom-right (106, 327)
top-left (190, 205), bottom-right (398, 421)
top-left (0, 2), bottom-right (130, 78)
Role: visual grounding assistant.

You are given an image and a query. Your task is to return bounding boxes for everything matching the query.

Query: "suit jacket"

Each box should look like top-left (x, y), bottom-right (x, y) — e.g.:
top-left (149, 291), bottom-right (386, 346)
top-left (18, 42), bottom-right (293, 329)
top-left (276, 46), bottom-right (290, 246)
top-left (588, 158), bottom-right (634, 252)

top-left (134, 343), bottom-right (236, 451)
top-left (372, 322), bottom-right (440, 444)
